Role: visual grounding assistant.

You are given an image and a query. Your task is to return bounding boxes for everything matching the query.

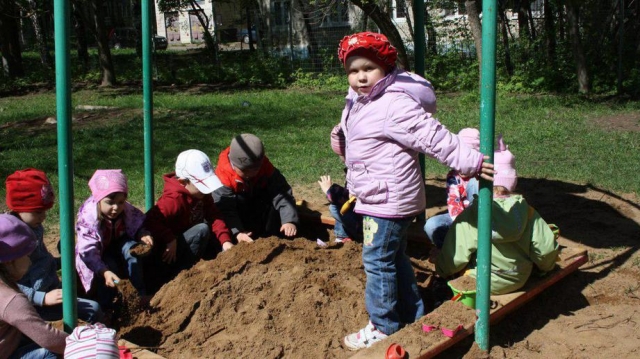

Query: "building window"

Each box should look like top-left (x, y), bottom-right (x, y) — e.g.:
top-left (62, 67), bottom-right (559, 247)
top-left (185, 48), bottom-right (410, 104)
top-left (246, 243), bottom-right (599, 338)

top-left (393, 0), bottom-right (407, 19)
top-left (272, 0), bottom-right (291, 27)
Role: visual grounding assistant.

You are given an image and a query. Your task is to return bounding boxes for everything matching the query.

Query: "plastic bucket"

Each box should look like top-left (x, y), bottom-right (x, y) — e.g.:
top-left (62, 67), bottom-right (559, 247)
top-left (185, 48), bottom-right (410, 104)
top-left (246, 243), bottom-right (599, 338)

top-left (447, 281), bottom-right (476, 309)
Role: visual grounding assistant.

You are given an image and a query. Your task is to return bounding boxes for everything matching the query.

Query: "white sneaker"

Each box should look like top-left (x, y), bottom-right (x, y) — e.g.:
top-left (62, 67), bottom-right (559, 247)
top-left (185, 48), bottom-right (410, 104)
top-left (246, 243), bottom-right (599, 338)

top-left (343, 321), bottom-right (388, 350)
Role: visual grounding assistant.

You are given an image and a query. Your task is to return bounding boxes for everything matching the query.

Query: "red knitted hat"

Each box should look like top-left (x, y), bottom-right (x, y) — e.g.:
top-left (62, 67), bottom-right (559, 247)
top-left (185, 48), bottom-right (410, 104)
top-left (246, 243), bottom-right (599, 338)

top-left (338, 32), bottom-right (397, 72)
top-left (5, 168), bottom-right (55, 212)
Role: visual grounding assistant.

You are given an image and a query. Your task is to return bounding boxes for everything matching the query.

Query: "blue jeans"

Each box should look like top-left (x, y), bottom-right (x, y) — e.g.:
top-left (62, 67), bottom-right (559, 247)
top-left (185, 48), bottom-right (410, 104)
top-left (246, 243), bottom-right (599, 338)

top-left (176, 223), bottom-right (210, 269)
top-left (329, 203), bottom-right (361, 240)
top-left (9, 343), bottom-right (58, 359)
top-left (362, 216), bottom-right (425, 335)
top-left (97, 236), bottom-right (147, 309)
top-left (424, 178), bottom-right (479, 249)
top-left (424, 213), bottom-right (452, 249)
top-left (36, 297), bottom-right (103, 324)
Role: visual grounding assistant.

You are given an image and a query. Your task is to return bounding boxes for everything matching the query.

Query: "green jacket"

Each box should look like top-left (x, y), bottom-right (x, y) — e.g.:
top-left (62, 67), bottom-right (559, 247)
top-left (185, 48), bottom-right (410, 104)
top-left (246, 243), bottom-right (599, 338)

top-left (436, 194), bottom-right (559, 294)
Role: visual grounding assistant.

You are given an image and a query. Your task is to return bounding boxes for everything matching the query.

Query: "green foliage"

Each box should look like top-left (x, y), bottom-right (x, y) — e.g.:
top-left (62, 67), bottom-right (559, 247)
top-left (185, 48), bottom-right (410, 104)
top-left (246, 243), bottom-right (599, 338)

top-left (1, 88), bottom-right (638, 214)
top-left (290, 70), bottom-right (346, 91)
top-left (424, 53), bottom-right (479, 92)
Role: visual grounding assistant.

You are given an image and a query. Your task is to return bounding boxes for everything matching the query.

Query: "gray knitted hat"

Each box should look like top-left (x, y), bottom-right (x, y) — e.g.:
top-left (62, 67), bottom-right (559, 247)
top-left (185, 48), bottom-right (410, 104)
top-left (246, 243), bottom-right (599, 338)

top-left (229, 134), bottom-right (265, 170)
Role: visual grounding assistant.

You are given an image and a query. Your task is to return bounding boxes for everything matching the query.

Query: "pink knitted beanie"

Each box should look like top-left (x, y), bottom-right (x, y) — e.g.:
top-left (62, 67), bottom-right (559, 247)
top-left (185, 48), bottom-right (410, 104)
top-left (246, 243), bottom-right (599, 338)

top-left (88, 169), bottom-right (128, 201)
top-left (493, 135), bottom-right (517, 192)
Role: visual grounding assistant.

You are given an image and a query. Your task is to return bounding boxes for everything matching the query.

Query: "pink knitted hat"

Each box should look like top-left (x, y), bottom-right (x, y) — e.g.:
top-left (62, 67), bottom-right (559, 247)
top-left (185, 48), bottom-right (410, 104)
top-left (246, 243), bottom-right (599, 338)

top-left (493, 135), bottom-right (517, 192)
top-left (458, 128), bottom-right (480, 151)
top-left (88, 169), bottom-right (128, 201)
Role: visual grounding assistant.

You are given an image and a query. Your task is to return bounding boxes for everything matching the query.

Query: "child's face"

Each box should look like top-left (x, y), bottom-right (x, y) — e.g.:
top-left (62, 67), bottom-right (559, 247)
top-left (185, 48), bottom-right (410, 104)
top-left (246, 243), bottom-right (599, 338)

top-left (7, 255), bottom-right (31, 281)
top-left (98, 192), bottom-right (127, 220)
top-left (345, 56), bottom-right (386, 96)
top-left (16, 211), bottom-right (47, 228)
top-left (183, 181), bottom-right (205, 199)
top-left (233, 165), bottom-right (260, 180)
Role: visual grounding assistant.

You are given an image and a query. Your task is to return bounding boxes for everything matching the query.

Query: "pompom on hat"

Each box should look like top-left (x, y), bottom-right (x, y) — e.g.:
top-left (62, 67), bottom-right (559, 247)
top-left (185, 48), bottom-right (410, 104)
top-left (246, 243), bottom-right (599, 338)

top-left (88, 169), bottom-right (128, 202)
top-left (5, 168), bottom-right (55, 212)
top-left (338, 32), bottom-right (397, 72)
top-left (0, 214), bottom-right (37, 263)
top-left (458, 128), bottom-right (480, 151)
top-left (493, 134), bottom-right (517, 192)
top-left (229, 134), bottom-right (265, 170)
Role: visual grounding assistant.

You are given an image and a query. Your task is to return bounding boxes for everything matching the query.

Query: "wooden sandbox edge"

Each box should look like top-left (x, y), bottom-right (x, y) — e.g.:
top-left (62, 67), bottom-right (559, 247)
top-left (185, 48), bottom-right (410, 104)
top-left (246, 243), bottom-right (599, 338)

top-left (349, 246), bottom-right (589, 359)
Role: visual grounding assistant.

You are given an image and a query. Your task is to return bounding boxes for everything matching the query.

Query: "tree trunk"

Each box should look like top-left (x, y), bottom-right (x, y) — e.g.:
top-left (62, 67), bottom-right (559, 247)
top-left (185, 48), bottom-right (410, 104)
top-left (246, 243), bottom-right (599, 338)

top-left (72, 0), bottom-right (89, 71)
top-left (89, 0), bottom-right (116, 86)
top-left (350, 0), bottom-right (410, 71)
top-left (527, 3), bottom-right (537, 40)
top-left (465, 1), bottom-right (483, 66)
top-left (517, 0), bottom-right (532, 40)
top-left (425, 3), bottom-right (437, 55)
top-left (499, 6), bottom-right (513, 77)
top-left (565, 0), bottom-right (590, 93)
top-left (543, 0), bottom-right (557, 68)
top-left (295, 0), bottom-right (321, 71)
top-left (0, 1), bottom-right (25, 78)
top-left (245, 5), bottom-right (254, 51)
top-left (27, 0), bottom-right (52, 67)
top-left (188, 0), bottom-right (218, 60)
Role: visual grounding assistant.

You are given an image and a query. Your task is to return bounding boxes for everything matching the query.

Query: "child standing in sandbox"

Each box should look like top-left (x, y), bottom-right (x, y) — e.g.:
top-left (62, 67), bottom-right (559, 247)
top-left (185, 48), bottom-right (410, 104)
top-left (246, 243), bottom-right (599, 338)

top-left (435, 135), bottom-right (559, 295)
top-left (76, 169), bottom-right (154, 311)
top-left (5, 168), bottom-right (103, 324)
top-left (336, 31), bottom-right (494, 350)
top-left (213, 134), bottom-right (299, 245)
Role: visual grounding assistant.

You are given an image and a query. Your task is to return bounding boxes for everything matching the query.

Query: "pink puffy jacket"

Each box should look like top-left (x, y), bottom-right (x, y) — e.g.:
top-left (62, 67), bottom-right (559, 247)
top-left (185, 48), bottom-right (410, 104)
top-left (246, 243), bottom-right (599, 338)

top-left (340, 68), bottom-right (483, 218)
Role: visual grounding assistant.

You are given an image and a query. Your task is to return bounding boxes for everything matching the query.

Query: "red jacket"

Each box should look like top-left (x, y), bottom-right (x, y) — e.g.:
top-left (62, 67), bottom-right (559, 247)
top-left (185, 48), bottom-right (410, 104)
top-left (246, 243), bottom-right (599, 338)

top-left (144, 173), bottom-right (232, 246)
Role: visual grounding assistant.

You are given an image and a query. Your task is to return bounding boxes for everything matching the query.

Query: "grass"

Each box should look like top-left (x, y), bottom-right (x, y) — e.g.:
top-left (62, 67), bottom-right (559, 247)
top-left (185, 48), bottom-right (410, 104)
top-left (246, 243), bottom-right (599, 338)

top-left (0, 87), bottom-right (638, 225)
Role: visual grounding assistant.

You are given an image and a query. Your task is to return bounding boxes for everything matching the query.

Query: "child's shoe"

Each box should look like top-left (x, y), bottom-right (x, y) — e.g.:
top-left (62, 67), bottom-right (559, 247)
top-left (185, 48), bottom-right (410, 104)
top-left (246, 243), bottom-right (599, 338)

top-left (343, 321), bottom-right (388, 350)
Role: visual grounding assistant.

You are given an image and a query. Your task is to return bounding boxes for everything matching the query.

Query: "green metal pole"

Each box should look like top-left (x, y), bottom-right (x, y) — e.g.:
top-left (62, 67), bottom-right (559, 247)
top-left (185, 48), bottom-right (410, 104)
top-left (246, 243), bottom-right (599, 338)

top-left (142, 0), bottom-right (155, 210)
top-left (476, 0), bottom-right (498, 351)
top-left (413, 0), bottom-right (426, 221)
top-left (54, 0), bottom-right (77, 332)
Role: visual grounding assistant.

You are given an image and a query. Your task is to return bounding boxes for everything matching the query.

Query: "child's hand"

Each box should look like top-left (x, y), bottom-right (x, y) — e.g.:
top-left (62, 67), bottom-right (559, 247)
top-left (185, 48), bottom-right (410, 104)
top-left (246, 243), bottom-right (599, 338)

top-left (140, 235), bottom-right (154, 247)
top-left (236, 232), bottom-right (254, 243)
top-left (44, 289), bottom-right (63, 306)
top-left (104, 271), bottom-right (120, 288)
top-left (222, 242), bottom-right (234, 251)
top-left (318, 175), bottom-right (332, 193)
top-left (162, 239), bottom-right (178, 263)
top-left (479, 156), bottom-right (495, 181)
top-left (280, 223), bottom-right (297, 237)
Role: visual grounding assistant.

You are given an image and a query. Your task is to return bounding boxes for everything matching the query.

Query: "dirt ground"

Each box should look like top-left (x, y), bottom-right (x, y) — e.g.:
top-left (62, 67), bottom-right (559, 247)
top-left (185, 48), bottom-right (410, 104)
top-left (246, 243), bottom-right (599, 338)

top-left (78, 176), bottom-right (639, 359)
top-left (28, 109), bottom-right (638, 358)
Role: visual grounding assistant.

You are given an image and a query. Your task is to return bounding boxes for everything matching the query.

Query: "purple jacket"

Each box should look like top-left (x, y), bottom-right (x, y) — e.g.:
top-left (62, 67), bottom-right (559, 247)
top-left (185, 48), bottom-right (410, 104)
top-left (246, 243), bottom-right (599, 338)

top-left (75, 196), bottom-right (146, 293)
top-left (340, 68), bottom-right (483, 218)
